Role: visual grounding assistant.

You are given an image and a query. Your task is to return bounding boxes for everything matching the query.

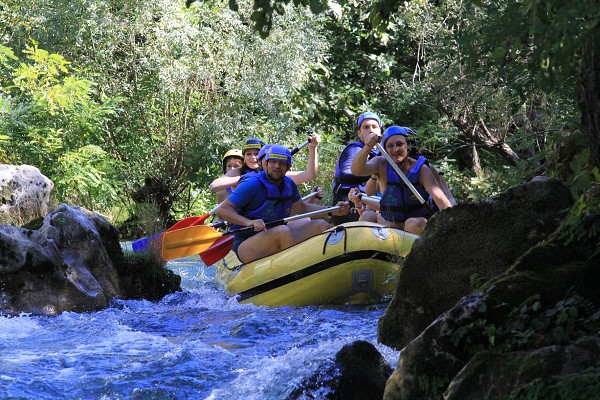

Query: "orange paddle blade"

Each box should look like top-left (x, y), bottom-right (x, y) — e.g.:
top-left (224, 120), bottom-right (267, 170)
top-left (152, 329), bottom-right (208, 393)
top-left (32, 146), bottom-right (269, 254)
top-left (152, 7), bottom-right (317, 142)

top-left (161, 225), bottom-right (224, 261)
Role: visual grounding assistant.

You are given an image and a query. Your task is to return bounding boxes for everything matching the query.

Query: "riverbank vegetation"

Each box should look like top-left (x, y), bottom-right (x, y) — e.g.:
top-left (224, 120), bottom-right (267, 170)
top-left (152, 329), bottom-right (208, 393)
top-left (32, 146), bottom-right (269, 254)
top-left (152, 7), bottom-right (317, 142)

top-left (1, 0), bottom-right (598, 238)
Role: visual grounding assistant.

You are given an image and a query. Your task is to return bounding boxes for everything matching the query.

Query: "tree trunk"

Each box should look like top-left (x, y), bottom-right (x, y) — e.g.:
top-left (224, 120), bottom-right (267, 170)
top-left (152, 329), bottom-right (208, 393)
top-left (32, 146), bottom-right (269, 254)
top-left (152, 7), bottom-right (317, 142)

top-left (579, 34), bottom-right (600, 169)
top-left (437, 102), bottom-right (521, 169)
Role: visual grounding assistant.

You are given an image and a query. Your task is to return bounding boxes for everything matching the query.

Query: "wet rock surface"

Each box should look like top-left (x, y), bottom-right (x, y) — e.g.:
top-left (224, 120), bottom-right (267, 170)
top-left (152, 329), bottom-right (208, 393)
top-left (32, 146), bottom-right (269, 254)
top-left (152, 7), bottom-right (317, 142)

top-left (0, 204), bottom-right (180, 316)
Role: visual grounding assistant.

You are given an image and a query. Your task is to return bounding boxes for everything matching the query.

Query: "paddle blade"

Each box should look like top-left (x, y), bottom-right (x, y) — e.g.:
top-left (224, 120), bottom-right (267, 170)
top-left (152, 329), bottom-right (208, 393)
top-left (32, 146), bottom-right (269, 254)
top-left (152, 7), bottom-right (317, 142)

top-left (132, 232), bottom-right (163, 253)
top-left (167, 213), bottom-right (210, 232)
top-left (161, 225), bottom-right (224, 261)
top-left (200, 235), bottom-right (234, 266)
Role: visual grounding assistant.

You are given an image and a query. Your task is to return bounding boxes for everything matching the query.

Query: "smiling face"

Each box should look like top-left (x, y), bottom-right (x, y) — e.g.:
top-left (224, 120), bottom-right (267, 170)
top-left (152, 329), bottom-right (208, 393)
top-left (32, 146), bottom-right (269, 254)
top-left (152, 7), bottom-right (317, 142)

top-left (243, 149), bottom-right (260, 170)
top-left (384, 135), bottom-right (409, 164)
top-left (357, 118), bottom-right (381, 143)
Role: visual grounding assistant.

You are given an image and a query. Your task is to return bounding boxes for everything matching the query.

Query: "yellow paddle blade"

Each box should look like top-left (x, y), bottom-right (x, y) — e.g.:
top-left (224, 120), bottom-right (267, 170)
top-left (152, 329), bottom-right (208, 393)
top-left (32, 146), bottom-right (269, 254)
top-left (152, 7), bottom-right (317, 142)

top-left (161, 225), bottom-right (224, 261)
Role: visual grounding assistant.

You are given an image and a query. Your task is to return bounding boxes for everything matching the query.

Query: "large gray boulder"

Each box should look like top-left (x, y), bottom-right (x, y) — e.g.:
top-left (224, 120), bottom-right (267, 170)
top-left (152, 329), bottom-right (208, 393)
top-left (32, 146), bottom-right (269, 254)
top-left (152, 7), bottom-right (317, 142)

top-left (0, 204), bottom-right (181, 315)
top-left (0, 164), bottom-right (53, 225)
top-left (378, 177), bottom-right (574, 350)
top-left (381, 179), bottom-right (600, 399)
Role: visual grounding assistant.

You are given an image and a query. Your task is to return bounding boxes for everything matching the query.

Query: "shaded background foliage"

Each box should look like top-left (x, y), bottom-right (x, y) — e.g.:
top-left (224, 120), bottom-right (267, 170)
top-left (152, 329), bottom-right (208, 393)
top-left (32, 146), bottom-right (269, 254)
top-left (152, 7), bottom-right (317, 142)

top-left (1, 0), bottom-right (598, 236)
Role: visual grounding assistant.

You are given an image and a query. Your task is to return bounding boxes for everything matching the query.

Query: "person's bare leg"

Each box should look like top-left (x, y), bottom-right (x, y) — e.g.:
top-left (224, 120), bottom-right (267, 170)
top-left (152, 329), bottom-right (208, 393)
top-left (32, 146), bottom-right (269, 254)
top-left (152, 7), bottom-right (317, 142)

top-left (376, 213), bottom-right (394, 227)
top-left (404, 217), bottom-right (427, 235)
top-left (359, 210), bottom-right (378, 222)
top-left (287, 218), bottom-right (311, 227)
top-left (287, 219), bottom-right (330, 244)
top-left (236, 221), bottom-right (330, 263)
top-left (237, 225), bottom-right (295, 263)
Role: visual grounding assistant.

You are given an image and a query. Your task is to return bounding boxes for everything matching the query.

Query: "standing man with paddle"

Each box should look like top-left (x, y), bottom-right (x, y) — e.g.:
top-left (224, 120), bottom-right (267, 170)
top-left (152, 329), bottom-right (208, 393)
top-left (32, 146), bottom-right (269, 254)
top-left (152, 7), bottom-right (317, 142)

top-left (350, 125), bottom-right (452, 235)
top-left (217, 144), bottom-right (349, 264)
top-left (331, 112), bottom-right (382, 225)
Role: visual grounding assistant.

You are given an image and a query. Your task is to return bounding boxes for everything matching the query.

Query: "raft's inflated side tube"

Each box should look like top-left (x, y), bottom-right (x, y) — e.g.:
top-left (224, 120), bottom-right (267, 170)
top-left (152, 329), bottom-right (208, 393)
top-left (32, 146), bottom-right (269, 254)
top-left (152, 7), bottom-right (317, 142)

top-left (215, 222), bottom-right (418, 306)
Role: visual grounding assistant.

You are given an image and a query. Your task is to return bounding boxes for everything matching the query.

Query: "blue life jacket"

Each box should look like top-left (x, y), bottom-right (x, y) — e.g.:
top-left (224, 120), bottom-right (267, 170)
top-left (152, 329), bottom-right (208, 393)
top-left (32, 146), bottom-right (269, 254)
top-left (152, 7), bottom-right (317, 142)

top-left (333, 141), bottom-right (378, 193)
top-left (228, 166), bottom-right (258, 193)
top-left (231, 171), bottom-right (294, 234)
top-left (379, 156), bottom-right (435, 222)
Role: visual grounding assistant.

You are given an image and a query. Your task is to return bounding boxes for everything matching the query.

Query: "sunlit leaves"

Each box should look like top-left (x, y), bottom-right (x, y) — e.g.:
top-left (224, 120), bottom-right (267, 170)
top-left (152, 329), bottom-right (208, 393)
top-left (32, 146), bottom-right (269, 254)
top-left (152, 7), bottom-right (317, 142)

top-left (11, 43), bottom-right (93, 115)
top-left (55, 144), bottom-right (125, 209)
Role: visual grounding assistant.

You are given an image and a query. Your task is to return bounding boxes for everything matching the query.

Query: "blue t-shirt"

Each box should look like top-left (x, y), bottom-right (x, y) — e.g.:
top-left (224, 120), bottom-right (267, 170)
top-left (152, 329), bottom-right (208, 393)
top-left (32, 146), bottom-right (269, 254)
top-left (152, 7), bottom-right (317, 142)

top-left (228, 173), bottom-right (301, 216)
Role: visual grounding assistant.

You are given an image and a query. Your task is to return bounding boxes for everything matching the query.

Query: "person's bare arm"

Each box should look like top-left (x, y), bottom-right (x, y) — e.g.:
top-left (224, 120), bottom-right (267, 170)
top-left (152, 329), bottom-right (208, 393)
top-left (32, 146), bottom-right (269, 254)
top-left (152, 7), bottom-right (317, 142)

top-left (365, 175), bottom-right (379, 196)
top-left (430, 165), bottom-right (457, 206)
top-left (290, 198), bottom-right (349, 217)
top-left (216, 199), bottom-right (265, 231)
top-left (288, 134), bottom-right (319, 184)
top-left (210, 168), bottom-right (242, 193)
top-left (419, 166), bottom-right (452, 210)
top-left (351, 133), bottom-right (381, 177)
top-left (216, 189), bottom-right (228, 204)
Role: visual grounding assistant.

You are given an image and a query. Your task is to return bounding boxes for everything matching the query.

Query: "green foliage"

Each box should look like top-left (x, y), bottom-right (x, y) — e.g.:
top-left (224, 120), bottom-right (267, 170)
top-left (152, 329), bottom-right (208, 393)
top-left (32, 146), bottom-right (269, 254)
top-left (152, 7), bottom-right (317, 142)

top-left (443, 293), bottom-right (600, 359)
top-left (417, 373), bottom-right (450, 400)
top-left (469, 273), bottom-right (486, 291)
top-left (54, 145), bottom-right (125, 210)
top-left (11, 42), bottom-right (92, 115)
top-left (0, 39), bottom-right (127, 173)
top-left (0, 41), bottom-right (124, 213)
top-left (507, 367), bottom-right (600, 400)
top-left (3, 0), bottom-right (328, 227)
top-left (3, 0), bottom-right (597, 226)
top-left (559, 181), bottom-right (600, 258)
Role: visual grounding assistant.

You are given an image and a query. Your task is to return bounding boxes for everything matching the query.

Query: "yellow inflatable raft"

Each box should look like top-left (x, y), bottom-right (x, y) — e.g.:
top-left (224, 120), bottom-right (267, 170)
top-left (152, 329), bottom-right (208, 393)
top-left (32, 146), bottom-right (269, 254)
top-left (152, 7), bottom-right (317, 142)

top-left (215, 221), bottom-right (418, 307)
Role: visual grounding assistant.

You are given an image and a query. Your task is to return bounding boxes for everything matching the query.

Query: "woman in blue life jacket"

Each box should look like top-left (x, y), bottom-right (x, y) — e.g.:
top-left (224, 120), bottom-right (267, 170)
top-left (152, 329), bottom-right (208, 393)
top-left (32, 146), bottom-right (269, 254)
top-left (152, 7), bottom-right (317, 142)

top-left (210, 134), bottom-right (322, 196)
top-left (349, 125), bottom-right (453, 235)
top-left (331, 112), bottom-right (382, 225)
top-left (349, 126), bottom-right (456, 223)
top-left (395, 126), bottom-right (456, 206)
top-left (217, 145), bottom-right (349, 264)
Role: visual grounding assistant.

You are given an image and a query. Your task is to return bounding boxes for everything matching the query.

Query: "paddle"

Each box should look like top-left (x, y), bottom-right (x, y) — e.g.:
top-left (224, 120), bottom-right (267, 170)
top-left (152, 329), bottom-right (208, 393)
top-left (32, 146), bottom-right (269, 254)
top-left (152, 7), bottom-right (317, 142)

top-left (198, 191), bottom-right (320, 265)
top-left (133, 139), bottom-right (312, 254)
top-left (358, 194), bottom-right (381, 210)
top-left (375, 142), bottom-right (435, 214)
top-left (131, 203), bottom-right (221, 253)
top-left (198, 235), bottom-right (234, 265)
top-left (162, 205), bottom-right (342, 261)
top-left (290, 139), bottom-right (310, 156)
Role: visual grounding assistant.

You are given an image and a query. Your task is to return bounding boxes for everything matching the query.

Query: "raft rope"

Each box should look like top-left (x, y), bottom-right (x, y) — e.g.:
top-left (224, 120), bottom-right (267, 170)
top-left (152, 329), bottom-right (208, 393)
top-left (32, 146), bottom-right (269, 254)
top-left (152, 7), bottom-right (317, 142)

top-left (322, 225), bottom-right (348, 256)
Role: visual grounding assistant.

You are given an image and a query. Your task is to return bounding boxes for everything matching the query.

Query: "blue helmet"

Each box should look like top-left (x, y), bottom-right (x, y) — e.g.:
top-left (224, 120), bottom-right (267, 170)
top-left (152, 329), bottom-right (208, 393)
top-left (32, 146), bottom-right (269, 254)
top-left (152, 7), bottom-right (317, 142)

top-left (242, 137), bottom-right (265, 154)
top-left (258, 143), bottom-right (274, 160)
top-left (356, 112), bottom-right (382, 129)
top-left (382, 126), bottom-right (410, 148)
top-left (264, 144), bottom-right (292, 166)
top-left (399, 126), bottom-right (415, 135)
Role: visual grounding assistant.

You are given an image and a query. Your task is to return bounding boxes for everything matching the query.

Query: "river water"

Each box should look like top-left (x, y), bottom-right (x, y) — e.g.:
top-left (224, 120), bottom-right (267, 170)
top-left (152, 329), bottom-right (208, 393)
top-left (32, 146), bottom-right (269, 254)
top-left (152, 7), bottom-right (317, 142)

top-left (0, 253), bottom-right (399, 399)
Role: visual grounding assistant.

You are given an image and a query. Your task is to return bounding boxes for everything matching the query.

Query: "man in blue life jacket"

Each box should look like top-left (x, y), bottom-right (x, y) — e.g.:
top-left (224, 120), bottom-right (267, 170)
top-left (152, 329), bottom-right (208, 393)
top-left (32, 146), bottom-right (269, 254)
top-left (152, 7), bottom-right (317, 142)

top-left (349, 125), bottom-right (452, 235)
top-left (331, 112), bottom-right (381, 225)
top-left (217, 144), bottom-right (350, 263)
